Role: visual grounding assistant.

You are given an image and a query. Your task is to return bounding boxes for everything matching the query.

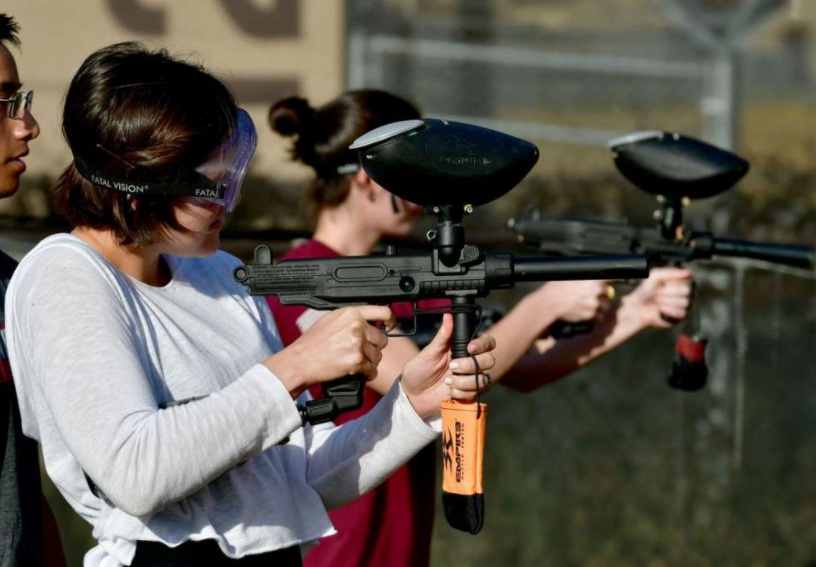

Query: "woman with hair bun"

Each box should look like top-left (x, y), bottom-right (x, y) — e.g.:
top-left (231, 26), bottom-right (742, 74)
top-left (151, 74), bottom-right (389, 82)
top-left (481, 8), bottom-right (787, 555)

top-left (268, 89), bottom-right (693, 567)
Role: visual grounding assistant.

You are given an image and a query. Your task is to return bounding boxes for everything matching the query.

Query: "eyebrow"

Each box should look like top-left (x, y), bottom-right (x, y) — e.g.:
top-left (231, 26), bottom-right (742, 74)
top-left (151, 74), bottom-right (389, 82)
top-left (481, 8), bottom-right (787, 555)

top-left (0, 81), bottom-right (22, 96)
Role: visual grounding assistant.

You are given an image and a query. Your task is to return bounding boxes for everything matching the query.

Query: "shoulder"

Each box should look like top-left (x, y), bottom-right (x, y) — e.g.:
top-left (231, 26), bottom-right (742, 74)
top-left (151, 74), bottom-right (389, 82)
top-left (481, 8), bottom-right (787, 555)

top-left (9, 234), bottom-right (126, 305)
top-left (15, 234), bottom-right (112, 278)
top-left (6, 235), bottom-right (138, 346)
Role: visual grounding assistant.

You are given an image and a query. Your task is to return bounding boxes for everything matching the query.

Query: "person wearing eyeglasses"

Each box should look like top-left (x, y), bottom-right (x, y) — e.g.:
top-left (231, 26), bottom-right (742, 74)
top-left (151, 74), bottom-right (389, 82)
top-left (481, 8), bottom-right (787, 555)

top-left (0, 13), bottom-right (68, 567)
top-left (4, 42), bottom-right (495, 567)
top-left (0, 32), bottom-right (35, 192)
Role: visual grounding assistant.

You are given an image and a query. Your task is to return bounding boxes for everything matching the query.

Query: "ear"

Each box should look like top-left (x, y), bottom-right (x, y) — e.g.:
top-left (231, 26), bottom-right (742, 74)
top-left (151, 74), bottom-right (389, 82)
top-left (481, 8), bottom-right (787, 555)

top-left (350, 169), bottom-right (377, 202)
top-left (351, 168), bottom-right (371, 188)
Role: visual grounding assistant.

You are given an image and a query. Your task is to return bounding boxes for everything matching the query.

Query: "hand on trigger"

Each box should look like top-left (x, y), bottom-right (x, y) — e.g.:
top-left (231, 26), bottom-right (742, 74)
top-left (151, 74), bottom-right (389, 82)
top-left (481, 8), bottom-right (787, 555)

top-left (264, 305), bottom-right (395, 397)
top-left (625, 267), bottom-right (693, 328)
top-left (539, 279), bottom-right (612, 323)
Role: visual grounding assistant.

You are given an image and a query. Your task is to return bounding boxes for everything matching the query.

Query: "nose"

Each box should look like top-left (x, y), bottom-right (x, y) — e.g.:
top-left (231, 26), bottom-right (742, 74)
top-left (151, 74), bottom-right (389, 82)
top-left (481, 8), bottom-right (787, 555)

top-left (15, 109), bottom-right (40, 140)
top-left (402, 199), bottom-right (423, 215)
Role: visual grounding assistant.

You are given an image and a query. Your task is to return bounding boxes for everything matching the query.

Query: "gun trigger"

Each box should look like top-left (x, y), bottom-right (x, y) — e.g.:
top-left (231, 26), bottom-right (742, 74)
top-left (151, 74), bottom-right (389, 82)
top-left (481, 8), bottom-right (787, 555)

top-left (390, 314), bottom-right (416, 338)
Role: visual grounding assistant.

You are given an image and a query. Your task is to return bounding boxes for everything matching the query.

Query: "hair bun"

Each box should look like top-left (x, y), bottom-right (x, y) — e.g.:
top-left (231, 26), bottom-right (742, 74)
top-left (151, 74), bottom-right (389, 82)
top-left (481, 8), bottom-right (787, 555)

top-left (268, 96), bottom-right (314, 137)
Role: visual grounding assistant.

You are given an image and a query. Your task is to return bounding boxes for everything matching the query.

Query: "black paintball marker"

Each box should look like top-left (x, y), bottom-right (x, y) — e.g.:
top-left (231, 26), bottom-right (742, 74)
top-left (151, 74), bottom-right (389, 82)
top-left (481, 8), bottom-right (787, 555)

top-left (509, 130), bottom-right (814, 391)
top-left (234, 119), bottom-right (650, 422)
top-left (234, 118), bottom-right (650, 533)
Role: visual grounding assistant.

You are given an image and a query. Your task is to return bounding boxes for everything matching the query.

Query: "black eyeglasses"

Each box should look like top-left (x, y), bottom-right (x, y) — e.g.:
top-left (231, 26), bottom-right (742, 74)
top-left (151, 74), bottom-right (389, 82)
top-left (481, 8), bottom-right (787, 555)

top-left (0, 91), bottom-right (34, 120)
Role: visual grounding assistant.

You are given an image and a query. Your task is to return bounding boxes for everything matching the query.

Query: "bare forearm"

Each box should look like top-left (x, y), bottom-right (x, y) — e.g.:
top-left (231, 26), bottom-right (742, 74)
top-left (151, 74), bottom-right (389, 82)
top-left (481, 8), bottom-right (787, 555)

top-left (483, 291), bottom-right (561, 380)
top-left (366, 335), bottom-right (420, 395)
top-left (501, 297), bottom-right (649, 392)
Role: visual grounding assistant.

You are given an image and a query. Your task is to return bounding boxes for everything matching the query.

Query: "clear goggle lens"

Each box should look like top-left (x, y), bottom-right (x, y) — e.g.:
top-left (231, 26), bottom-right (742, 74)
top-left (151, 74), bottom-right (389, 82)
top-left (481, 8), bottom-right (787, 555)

top-left (194, 108), bottom-right (257, 212)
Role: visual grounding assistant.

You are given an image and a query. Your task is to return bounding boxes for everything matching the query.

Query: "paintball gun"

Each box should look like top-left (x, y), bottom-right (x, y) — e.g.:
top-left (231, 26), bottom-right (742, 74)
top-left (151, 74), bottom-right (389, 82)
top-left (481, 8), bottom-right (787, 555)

top-left (234, 118), bottom-right (650, 533)
top-left (509, 130), bottom-right (814, 391)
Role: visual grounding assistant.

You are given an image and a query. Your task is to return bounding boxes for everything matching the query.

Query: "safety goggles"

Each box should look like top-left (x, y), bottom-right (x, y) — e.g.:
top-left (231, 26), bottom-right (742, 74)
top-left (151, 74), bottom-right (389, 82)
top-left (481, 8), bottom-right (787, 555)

top-left (74, 108), bottom-right (257, 212)
top-left (194, 108), bottom-right (257, 212)
top-left (0, 90), bottom-right (34, 120)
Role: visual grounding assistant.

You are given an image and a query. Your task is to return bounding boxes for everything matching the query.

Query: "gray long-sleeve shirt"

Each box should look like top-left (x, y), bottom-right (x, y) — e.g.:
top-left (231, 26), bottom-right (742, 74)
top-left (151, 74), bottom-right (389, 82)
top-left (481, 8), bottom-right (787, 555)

top-left (6, 234), bottom-right (438, 567)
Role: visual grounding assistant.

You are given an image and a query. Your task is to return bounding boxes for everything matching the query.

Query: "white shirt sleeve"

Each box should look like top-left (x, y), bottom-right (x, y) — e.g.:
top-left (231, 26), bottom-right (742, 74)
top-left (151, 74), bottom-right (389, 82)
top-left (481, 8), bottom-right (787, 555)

top-left (7, 243), bottom-right (303, 517)
top-left (8, 237), bottom-right (442, 523)
top-left (303, 380), bottom-right (439, 510)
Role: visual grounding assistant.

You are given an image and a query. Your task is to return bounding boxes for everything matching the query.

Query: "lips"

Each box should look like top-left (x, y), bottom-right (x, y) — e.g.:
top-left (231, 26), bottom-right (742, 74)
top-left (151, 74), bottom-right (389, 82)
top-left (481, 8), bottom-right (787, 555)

top-left (7, 149), bottom-right (28, 166)
top-left (10, 147), bottom-right (28, 159)
top-left (6, 155), bottom-right (26, 174)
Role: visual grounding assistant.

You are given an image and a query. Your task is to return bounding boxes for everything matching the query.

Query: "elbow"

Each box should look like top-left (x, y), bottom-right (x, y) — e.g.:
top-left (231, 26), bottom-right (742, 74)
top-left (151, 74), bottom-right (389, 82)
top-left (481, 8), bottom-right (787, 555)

top-left (94, 478), bottom-right (169, 517)
top-left (114, 498), bottom-right (163, 518)
top-left (89, 437), bottom-right (184, 517)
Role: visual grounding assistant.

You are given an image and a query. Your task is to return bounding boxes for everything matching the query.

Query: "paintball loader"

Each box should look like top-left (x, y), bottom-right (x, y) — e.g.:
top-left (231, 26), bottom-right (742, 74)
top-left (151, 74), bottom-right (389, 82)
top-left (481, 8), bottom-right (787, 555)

top-left (509, 130), bottom-right (814, 391)
top-left (234, 118), bottom-right (650, 533)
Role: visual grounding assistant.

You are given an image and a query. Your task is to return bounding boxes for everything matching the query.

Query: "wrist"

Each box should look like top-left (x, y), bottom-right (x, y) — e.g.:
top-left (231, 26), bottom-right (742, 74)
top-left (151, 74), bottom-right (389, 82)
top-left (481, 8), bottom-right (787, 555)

top-left (401, 378), bottom-right (437, 421)
top-left (524, 286), bottom-right (562, 332)
top-left (617, 295), bottom-right (652, 332)
top-left (262, 347), bottom-right (311, 399)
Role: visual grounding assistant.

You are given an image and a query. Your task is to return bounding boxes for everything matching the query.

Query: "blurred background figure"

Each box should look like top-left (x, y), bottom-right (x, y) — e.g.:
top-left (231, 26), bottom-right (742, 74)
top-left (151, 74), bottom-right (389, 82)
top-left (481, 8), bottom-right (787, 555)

top-left (266, 88), bottom-right (691, 567)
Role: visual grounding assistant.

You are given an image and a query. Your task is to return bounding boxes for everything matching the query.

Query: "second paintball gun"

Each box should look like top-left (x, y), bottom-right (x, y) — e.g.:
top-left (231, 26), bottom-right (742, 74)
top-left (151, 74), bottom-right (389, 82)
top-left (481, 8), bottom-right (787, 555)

top-left (509, 130), bottom-right (814, 391)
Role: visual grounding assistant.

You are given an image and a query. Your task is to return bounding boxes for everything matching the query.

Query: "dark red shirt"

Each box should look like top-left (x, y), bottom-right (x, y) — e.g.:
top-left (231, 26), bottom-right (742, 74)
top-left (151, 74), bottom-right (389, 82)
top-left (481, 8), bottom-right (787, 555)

top-left (266, 240), bottom-right (437, 567)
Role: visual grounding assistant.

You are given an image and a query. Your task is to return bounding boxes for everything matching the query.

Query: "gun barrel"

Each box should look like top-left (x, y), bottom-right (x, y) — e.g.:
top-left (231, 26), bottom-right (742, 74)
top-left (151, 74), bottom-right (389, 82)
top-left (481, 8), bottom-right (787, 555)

top-left (711, 238), bottom-right (814, 269)
top-left (512, 254), bottom-right (650, 282)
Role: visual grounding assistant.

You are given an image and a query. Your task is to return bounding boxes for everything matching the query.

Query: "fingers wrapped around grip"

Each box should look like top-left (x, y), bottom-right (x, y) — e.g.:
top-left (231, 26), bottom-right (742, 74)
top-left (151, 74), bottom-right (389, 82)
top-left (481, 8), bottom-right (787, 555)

top-left (265, 305), bottom-right (394, 395)
top-left (401, 315), bottom-right (499, 420)
top-left (324, 306), bottom-right (391, 380)
top-left (448, 337), bottom-right (497, 401)
top-left (446, 371), bottom-right (495, 401)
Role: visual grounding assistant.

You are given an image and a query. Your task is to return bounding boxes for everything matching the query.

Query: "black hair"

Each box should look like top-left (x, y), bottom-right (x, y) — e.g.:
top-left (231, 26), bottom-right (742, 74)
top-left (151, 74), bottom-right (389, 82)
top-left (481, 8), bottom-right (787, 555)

top-left (56, 42), bottom-right (237, 245)
top-left (0, 14), bottom-right (21, 47)
top-left (268, 89), bottom-right (420, 207)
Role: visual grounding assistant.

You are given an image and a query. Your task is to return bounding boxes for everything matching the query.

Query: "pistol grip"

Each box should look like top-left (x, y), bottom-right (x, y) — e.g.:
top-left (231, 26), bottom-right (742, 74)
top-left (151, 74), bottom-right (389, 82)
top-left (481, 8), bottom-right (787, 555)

top-left (322, 375), bottom-right (366, 413)
top-left (299, 375), bottom-right (366, 425)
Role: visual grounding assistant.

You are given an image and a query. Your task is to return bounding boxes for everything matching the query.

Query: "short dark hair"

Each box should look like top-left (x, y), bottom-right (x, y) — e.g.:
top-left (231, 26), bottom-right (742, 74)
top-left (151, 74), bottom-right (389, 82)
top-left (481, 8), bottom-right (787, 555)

top-left (0, 14), bottom-right (20, 47)
top-left (56, 42), bottom-right (237, 245)
top-left (269, 90), bottom-right (420, 208)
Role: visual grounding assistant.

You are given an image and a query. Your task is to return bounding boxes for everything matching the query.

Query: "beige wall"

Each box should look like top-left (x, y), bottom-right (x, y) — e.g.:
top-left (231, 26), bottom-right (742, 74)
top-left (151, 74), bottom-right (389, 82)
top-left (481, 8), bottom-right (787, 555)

top-left (4, 0), bottom-right (346, 185)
